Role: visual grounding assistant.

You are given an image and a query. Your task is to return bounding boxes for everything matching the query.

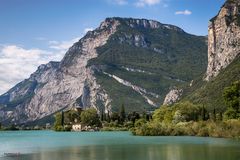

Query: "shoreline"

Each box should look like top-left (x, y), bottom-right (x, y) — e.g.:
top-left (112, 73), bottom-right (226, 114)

top-left (0, 128), bottom-right (239, 140)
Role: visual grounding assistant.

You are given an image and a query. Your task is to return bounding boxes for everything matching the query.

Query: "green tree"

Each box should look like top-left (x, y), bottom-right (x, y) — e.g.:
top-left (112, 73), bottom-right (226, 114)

top-left (119, 104), bottom-right (126, 123)
top-left (223, 81), bottom-right (240, 111)
top-left (142, 111), bottom-right (147, 120)
top-left (223, 107), bottom-right (239, 120)
top-left (152, 105), bottom-right (170, 123)
top-left (110, 112), bottom-right (120, 122)
top-left (213, 108), bottom-right (216, 121)
top-left (201, 106), bottom-right (207, 121)
top-left (106, 111), bottom-right (110, 123)
top-left (61, 111), bottom-right (64, 126)
top-left (81, 108), bottom-right (101, 127)
top-left (173, 110), bottom-right (186, 124)
top-left (174, 102), bottom-right (200, 122)
top-left (223, 81), bottom-right (240, 119)
top-left (101, 109), bottom-right (104, 121)
top-left (64, 110), bottom-right (80, 124)
top-left (54, 112), bottom-right (64, 131)
top-left (142, 112), bottom-right (150, 121)
top-left (127, 112), bottom-right (140, 123)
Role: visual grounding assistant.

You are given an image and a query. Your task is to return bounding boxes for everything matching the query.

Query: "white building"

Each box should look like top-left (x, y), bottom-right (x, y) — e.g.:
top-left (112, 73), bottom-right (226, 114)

top-left (72, 124), bottom-right (82, 131)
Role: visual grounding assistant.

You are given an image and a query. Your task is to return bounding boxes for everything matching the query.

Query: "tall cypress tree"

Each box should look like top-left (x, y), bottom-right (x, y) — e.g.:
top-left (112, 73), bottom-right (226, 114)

top-left (101, 108), bottom-right (106, 121)
top-left (120, 104), bottom-right (126, 123)
top-left (107, 110), bottom-right (110, 123)
top-left (201, 105), bottom-right (207, 121)
top-left (61, 111), bottom-right (64, 126)
top-left (213, 108), bottom-right (216, 121)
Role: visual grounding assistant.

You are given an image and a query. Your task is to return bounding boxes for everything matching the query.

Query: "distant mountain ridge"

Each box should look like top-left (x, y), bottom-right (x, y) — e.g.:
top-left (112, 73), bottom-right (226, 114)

top-left (0, 17), bottom-right (207, 125)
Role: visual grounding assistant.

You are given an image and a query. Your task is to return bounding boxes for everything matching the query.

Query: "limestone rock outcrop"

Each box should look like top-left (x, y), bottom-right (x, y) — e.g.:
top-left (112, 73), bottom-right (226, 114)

top-left (205, 0), bottom-right (240, 80)
top-left (0, 19), bottom-right (119, 123)
top-left (163, 88), bottom-right (183, 105)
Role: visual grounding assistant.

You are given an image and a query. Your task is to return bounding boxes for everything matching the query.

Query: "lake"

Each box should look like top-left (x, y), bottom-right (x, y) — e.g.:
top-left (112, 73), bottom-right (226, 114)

top-left (0, 131), bottom-right (239, 160)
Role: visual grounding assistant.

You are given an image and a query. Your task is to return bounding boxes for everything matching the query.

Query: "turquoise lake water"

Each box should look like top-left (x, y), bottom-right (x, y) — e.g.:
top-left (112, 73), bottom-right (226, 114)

top-left (0, 131), bottom-right (239, 160)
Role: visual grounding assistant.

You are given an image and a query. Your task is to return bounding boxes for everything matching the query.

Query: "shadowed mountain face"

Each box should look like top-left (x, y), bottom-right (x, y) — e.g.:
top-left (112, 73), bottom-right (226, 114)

top-left (0, 17), bottom-right (207, 124)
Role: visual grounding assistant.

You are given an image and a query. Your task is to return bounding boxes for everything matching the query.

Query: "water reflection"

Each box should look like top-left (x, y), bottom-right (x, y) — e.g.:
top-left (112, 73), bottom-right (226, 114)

top-left (3, 143), bottom-right (239, 160)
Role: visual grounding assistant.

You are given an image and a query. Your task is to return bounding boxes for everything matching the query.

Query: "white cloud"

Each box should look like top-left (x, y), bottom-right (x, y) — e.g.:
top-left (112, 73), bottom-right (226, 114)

top-left (0, 36), bottom-right (81, 94)
top-left (0, 28), bottom-right (85, 94)
top-left (134, 0), bottom-right (161, 7)
top-left (83, 28), bottom-right (94, 34)
top-left (175, 10), bottom-right (192, 15)
top-left (0, 45), bottom-right (59, 94)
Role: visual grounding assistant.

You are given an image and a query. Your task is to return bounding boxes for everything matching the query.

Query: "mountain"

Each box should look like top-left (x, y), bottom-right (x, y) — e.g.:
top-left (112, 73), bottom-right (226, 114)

top-left (205, 0), bottom-right (240, 81)
top-left (0, 17), bottom-right (207, 125)
top-left (178, 0), bottom-right (240, 111)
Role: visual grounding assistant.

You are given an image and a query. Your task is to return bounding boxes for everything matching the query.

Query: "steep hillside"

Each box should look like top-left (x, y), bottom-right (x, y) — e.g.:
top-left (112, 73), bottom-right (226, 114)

top-left (0, 18), bottom-right (207, 124)
top-left (90, 18), bottom-right (207, 112)
top-left (179, 0), bottom-right (240, 111)
top-left (183, 56), bottom-right (240, 112)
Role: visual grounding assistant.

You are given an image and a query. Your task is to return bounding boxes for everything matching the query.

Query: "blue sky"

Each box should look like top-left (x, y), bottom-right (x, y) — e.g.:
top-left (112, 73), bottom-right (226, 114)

top-left (0, 0), bottom-right (225, 94)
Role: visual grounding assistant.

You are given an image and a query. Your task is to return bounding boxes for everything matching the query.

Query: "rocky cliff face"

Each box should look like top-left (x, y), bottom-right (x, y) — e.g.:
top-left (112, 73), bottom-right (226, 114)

top-left (163, 88), bottom-right (183, 105)
top-left (205, 0), bottom-right (240, 81)
top-left (25, 20), bottom-right (119, 121)
top-left (0, 19), bottom-right (119, 124)
top-left (0, 17), bottom-right (207, 124)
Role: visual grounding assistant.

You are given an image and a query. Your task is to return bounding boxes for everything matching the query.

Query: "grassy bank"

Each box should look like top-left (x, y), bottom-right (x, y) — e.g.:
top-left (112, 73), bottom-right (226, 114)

top-left (131, 120), bottom-right (240, 138)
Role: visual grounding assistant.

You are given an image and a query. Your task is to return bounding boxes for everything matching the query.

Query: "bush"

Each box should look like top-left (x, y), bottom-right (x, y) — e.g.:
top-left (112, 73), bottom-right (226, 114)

top-left (223, 107), bottom-right (239, 120)
top-left (132, 120), bottom-right (240, 138)
top-left (55, 126), bottom-right (64, 131)
top-left (64, 125), bottom-right (72, 131)
top-left (124, 121), bottom-right (134, 129)
top-left (134, 119), bottom-right (147, 127)
top-left (108, 121), bottom-right (120, 127)
top-left (173, 110), bottom-right (186, 124)
top-left (223, 120), bottom-right (240, 138)
top-left (101, 127), bottom-right (128, 131)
